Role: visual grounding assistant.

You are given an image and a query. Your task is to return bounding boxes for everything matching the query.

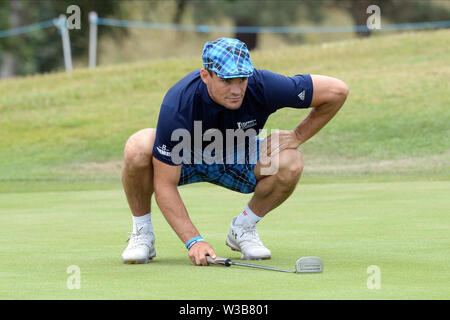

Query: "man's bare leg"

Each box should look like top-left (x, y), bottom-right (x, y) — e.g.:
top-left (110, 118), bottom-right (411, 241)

top-left (248, 149), bottom-right (303, 217)
top-left (122, 128), bottom-right (156, 217)
top-left (225, 149), bottom-right (303, 259)
top-left (121, 128), bottom-right (157, 263)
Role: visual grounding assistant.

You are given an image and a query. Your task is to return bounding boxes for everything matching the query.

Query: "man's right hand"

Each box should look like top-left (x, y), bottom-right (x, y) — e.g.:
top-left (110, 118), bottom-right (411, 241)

top-left (153, 157), bottom-right (216, 266)
top-left (188, 241), bottom-right (216, 266)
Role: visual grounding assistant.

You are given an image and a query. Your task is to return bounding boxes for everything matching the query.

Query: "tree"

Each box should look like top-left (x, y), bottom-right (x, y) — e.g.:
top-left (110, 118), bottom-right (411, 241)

top-left (334, 0), bottom-right (450, 38)
top-left (0, 0), bottom-right (23, 77)
top-left (184, 0), bottom-right (323, 50)
top-left (173, 0), bottom-right (187, 24)
top-left (175, 0), bottom-right (450, 44)
top-left (0, 0), bottom-right (122, 78)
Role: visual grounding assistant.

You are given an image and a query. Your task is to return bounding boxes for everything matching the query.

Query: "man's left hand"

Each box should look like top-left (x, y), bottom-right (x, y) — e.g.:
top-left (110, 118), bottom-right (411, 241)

top-left (261, 130), bottom-right (301, 158)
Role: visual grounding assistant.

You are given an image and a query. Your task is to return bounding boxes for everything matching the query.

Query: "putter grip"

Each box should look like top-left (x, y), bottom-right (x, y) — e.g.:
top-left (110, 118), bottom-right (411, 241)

top-left (206, 256), bottom-right (232, 267)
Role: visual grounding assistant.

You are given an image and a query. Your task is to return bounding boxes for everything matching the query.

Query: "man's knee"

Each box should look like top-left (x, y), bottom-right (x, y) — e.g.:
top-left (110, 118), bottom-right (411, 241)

top-left (276, 149), bottom-right (303, 186)
top-left (123, 128), bottom-right (156, 171)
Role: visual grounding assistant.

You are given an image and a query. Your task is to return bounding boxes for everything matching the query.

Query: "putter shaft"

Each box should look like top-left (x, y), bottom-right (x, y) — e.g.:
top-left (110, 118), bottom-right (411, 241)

top-left (230, 260), bottom-right (295, 273)
top-left (207, 256), bottom-right (295, 273)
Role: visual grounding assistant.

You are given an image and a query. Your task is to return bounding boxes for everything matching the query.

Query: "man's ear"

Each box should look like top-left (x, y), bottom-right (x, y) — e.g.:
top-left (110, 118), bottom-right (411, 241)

top-left (200, 68), bottom-right (210, 84)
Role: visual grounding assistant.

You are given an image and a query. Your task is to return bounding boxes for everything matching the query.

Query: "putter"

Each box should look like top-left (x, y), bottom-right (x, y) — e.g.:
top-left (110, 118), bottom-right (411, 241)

top-left (206, 256), bottom-right (323, 273)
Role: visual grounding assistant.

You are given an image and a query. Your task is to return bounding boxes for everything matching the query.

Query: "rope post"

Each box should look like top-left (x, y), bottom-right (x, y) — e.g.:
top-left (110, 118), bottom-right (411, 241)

top-left (89, 12), bottom-right (98, 68)
top-left (54, 15), bottom-right (72, 72)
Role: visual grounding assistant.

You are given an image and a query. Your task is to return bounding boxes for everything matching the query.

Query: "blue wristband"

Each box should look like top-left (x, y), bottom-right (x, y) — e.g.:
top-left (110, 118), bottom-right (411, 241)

top-left (185, 236), bottom-right (205, 250)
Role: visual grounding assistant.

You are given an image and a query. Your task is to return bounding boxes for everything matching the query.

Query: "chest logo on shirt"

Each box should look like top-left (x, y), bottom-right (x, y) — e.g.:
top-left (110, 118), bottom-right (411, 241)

top-left (237, 119), bottom-right (257, 130)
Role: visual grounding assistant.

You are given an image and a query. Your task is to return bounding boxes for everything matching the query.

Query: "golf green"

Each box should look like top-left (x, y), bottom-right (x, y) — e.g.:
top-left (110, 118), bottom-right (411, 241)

top-left (0, 180), bottom-right (448, 299)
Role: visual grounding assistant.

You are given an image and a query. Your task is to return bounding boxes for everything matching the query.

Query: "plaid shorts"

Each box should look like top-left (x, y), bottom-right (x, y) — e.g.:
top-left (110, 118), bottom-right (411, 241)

top-left (177, 138), bottom-right (262, 194)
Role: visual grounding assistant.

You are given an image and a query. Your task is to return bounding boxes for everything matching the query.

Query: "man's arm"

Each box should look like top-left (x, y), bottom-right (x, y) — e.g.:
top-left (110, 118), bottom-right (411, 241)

top-left (152, 157), bottom-right (216, 266)
top-left (293, 75), bottom-right (349, 145)
top-left (264, 75), bottom-right (349, 156)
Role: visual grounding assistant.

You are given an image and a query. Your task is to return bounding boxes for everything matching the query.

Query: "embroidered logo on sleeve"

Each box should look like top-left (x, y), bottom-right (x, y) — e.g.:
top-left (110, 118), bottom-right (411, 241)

top-left (156, 144), bottom-right (172, 157)
top-left (298, 90), bottom-right (305, 101)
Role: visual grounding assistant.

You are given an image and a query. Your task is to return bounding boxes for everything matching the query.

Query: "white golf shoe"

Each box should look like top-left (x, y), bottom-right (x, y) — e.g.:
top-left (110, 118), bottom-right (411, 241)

top-left (122, 227), bottom-right (156, 264)
top-left (226, 217), bottom-right (271, 260)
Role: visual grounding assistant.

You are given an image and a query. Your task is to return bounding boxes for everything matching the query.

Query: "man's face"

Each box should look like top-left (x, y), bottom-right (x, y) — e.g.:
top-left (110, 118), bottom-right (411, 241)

top-left (200, 69), bottom-right (248, 110)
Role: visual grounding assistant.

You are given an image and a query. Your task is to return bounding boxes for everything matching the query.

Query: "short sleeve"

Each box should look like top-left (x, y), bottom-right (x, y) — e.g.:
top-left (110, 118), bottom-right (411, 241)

top-left (153, 104), bottom-right (188, 166)
top-left (258, 70), bottom-right (314, 112)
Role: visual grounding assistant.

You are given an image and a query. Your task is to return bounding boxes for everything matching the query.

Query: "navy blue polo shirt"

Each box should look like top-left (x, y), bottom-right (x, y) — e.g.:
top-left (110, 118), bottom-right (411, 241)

top-left (153, 69), bottom-right (313, 166)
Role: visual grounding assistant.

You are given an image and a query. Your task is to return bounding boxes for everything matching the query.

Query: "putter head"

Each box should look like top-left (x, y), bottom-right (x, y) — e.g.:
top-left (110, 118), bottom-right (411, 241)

top-left (295, 256), bottom-right (323, 273)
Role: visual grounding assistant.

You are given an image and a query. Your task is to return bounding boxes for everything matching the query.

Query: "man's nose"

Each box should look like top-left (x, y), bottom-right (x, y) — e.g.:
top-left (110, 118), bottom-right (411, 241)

top-left (229, 83), bottom-right (242, 96)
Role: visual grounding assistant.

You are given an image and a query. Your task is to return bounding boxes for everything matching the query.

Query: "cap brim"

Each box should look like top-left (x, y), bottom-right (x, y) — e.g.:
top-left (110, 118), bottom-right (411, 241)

top-left (216, 73), bottom-right (253, 79)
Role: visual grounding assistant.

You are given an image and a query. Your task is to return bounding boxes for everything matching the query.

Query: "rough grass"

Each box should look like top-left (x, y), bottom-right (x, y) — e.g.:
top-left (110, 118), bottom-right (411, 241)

top-left (1, 30), bottom-right (449, 192)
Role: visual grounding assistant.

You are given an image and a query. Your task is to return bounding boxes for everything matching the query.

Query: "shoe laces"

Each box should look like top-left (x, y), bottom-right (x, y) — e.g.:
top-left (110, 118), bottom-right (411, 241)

top-left (238, 225), bottom-right (263, 246)
top-left (126, 227), bottom-right (152, 248)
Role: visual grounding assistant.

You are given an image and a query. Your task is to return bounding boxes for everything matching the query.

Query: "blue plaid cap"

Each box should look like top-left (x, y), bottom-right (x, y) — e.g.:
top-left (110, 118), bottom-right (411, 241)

top-left (202, 38), bottom-right (254, 79)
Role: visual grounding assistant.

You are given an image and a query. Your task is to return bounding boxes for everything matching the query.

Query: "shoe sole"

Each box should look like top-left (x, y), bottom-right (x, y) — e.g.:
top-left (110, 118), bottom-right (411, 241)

top-left (226, 239), bottom-right (271, 260)
top-left (122, 250), bottom-right (156, 264)
top-left (122, 256), bottom-right (155, 264)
